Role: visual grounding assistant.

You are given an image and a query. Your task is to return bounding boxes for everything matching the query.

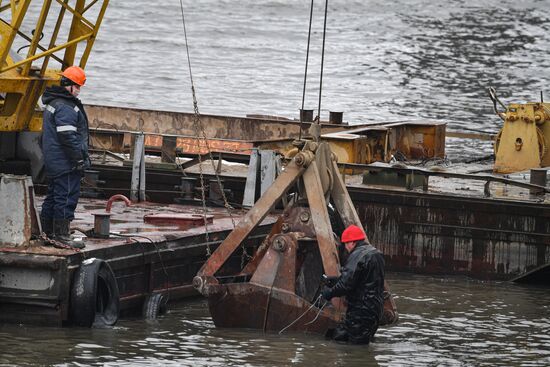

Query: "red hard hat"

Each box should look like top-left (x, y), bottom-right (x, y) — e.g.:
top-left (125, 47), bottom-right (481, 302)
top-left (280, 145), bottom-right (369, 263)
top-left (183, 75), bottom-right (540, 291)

top-left (61, 66), bottom-right (86, 86)
top-left (341, 225), bottom-right (365, 243)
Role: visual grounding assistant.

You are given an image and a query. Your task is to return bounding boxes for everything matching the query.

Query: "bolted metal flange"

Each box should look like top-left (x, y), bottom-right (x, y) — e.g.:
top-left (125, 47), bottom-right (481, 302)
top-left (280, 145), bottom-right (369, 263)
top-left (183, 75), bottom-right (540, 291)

top-left (273, 236), bottom-right (287, 252)
top-left (299, 211), bottom-right (310, 223)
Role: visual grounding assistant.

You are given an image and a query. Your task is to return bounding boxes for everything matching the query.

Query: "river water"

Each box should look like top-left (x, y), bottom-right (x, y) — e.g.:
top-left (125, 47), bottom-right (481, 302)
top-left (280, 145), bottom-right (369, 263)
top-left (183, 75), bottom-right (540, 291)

top-left (81, 0), bottom-right (550, 159)
top-left (1, 274), bottom-right (549, 366)
top-left (83, 0), bottom-right (550, 135)
top-left (3, 0), bottom-right (550, 365)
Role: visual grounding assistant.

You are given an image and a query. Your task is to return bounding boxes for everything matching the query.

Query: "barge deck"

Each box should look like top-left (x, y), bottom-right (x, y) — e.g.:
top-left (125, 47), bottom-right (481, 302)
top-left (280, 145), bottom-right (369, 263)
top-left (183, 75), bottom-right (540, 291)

top-left (0, 194), bottom-right (274, 326)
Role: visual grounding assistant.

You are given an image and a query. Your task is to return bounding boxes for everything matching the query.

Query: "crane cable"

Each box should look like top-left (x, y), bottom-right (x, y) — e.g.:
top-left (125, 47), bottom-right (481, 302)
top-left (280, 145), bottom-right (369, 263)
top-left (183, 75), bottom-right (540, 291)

top-left (317, 0), bottom-right (329, 123)
top-left (178, 1), bottom-right (247, 260)
top-left (299, 0), bottom-right (315, 141)
top-left (299, 0), bottom-right (330, 139)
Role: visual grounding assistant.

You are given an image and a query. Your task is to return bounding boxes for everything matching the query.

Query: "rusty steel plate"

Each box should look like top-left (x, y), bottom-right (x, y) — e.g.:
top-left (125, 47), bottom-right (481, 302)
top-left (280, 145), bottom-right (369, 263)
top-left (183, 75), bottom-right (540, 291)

top-left (206, 282), bottom-right (342, 335)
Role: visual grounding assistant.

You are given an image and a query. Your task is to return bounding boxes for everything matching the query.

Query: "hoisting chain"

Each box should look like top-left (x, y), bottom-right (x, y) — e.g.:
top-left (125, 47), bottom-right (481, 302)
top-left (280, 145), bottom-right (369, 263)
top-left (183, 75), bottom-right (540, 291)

top-left (39, 232), bottom-right (81, 253)
top-left (179, 1), bottom-right (249, 264)
top-left (190, 89), bottom-right (212, 257)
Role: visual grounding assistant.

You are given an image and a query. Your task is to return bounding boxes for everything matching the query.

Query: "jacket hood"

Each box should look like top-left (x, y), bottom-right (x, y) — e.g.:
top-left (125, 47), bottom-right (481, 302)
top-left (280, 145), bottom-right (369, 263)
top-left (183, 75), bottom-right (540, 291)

top-left (41, 85), bottom-right (79, 105)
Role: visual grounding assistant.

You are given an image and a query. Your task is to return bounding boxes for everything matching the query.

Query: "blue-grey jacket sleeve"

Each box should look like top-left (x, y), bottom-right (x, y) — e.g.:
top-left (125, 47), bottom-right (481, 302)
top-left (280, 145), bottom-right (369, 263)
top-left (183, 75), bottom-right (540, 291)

top-left (55, 104), bottom-right (83, 163)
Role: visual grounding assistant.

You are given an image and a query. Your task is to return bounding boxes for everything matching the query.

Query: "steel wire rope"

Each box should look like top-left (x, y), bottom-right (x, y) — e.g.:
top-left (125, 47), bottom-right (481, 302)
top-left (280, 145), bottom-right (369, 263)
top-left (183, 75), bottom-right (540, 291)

top-left (109, 232), bottom-right (169, 277)
top-left (317, 0), bottom-right (329, 122)
top-left (488, 87), bottom-right (507, 121)
top-left (304, 297), bottom-right (329, 326)
top-left (298, 0), bottom-right (315, 141)
top-left (109, 232), bottom-right (171, 303)
top-left (278, 294), bottom-right (325, 334)
top-left (178, 0), bottom-right (218, 256)
top-left (178, 1), bottom-right (250, 263)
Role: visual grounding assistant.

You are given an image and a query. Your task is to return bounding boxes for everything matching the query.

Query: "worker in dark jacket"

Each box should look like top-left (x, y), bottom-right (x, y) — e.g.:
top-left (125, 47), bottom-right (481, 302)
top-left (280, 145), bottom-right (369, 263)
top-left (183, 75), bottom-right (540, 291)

top-left (322, 224), bottom-right (385, 344)
top-left (40, 66), bottom-right (89, 249)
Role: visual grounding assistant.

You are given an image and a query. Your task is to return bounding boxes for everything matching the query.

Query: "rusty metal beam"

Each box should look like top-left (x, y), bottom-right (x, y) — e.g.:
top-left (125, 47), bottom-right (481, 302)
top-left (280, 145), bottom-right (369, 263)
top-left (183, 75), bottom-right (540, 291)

top-left (241, 217), bottom-right (283, 275)
top-left (446, 130), bottom-right (495, 141)
top-left (86, 104), bottom-right (351, 141)
top-left (354, 163), bottom-right (550, 194)
top-left (303, 161), bottom-right (340, 277)
top-left (197, 161), bottom-right (305, 277)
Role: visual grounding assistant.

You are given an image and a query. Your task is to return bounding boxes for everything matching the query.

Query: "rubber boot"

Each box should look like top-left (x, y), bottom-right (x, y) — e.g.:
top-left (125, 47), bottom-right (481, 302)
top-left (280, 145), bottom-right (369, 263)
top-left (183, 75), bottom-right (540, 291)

top-left (53, 219), bottom-right (85, 249)
top-left (40, 216), bottom-right (54, 237)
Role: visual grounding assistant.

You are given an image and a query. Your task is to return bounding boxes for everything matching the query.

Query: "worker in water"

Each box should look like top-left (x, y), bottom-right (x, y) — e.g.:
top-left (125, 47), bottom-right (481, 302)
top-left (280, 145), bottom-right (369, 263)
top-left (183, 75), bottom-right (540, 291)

top-left (322, 224), bottom-right (385, 344)
top-left (39, 66), bottom-right (89, 249)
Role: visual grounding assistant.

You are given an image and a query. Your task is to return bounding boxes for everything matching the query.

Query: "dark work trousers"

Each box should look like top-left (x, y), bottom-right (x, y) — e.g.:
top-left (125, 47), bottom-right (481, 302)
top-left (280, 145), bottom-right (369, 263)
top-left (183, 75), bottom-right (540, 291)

top-left (41, 171), bottom-right (81, 220)
top-left (333, 309), bottom-right (380, 344)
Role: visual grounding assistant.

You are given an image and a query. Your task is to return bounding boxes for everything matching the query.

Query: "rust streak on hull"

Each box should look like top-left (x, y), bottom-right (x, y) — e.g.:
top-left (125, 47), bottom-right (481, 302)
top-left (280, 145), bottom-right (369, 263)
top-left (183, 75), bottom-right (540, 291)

top-left (349, 186), bottom-right (550, 280)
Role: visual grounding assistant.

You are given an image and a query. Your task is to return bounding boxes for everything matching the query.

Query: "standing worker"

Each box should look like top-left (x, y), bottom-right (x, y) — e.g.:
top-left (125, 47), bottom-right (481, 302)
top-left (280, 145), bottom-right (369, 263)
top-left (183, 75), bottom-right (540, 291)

top-left (322, 224), bottom-right (385, 345)
top-left (39, 66), bottom-right (89, 249)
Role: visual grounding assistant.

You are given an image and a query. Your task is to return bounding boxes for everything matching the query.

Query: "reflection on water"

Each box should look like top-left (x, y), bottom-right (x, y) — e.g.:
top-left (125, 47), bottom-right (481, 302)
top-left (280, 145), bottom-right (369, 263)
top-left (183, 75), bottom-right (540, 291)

top-left (1, 274), bottom-right (548, 366)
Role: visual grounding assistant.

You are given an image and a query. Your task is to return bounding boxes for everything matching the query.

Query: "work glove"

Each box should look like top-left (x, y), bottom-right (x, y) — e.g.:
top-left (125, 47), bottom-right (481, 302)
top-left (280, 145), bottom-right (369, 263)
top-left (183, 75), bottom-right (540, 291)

top-left (73, 160), bottom-right (86, 176)
top-left (321, 286), bottom-right (333, 301)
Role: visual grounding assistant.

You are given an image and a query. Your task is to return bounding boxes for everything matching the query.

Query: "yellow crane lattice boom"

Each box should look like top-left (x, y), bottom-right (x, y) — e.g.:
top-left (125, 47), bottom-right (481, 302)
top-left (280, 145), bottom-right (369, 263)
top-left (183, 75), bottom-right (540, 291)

top-left (0, 0), bottom-right (109, 132)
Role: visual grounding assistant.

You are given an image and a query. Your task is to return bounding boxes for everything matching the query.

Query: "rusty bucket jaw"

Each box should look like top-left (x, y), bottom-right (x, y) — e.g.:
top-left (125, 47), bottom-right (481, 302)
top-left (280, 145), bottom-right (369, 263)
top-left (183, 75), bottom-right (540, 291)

top-left (196, 230), bottom-right (343, 333)
top-left (193, 142), bottom-right (397, 334)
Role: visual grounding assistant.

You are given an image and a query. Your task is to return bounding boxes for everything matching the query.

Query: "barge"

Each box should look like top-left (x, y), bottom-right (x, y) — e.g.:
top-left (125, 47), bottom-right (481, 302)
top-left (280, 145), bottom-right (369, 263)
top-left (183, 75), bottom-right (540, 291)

top-left (76, 106), bottom-right (549, 284)
top-left (82, 152), bottom-right (550, 283)
top-left (0, 174), bottom-right (274, 326)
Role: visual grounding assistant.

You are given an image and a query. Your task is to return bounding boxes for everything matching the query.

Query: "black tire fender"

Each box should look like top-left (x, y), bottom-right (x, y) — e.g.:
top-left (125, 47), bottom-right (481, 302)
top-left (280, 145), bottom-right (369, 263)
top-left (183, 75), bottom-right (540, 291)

top-left (70, 258), bottom-right (120, 327)
top-left (142, 293), bottom-right (168, 320)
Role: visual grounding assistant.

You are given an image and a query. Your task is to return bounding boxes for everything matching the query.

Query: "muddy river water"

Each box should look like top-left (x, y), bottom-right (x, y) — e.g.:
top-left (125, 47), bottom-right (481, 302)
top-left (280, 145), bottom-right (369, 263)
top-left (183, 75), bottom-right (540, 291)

top-left (2, 0), bottom-right (550, 365)
top-left (80, 0), bottom-right (550, 159)
top-left (1, 274), bottom-right (549, 366)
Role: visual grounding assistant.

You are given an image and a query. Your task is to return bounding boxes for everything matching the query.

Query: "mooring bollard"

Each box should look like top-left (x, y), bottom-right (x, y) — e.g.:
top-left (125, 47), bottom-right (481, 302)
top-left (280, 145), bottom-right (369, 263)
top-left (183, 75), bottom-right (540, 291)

top-left (529, 168), bottom-right (547, 195)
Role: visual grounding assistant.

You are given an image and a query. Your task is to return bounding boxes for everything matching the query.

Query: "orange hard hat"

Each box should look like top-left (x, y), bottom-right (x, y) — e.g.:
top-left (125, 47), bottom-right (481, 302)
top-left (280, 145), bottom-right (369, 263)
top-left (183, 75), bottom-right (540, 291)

top-left (61, 66), bottom-right (86, 86)
top-left (341, 225), bottom-right (365, 243)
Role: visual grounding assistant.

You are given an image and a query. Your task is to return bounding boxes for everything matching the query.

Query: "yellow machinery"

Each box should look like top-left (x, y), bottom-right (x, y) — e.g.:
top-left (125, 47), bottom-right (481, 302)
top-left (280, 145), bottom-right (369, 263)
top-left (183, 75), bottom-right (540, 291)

top-left (490, 88), bottom-right (550, 173)
top-left (493, 102), bottom-right (550, 173)
top-left (0, 0), bottom-right (108, 132)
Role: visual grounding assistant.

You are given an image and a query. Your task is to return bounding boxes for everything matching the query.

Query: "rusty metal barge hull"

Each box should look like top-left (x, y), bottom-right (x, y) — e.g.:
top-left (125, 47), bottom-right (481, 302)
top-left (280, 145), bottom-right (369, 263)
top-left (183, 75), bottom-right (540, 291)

top-left (84, 162), bottom-right (549, 282)
top-left (348, 186), bottom-right (549, 282)
top-left (0, 198), bottom-right (273, 326)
